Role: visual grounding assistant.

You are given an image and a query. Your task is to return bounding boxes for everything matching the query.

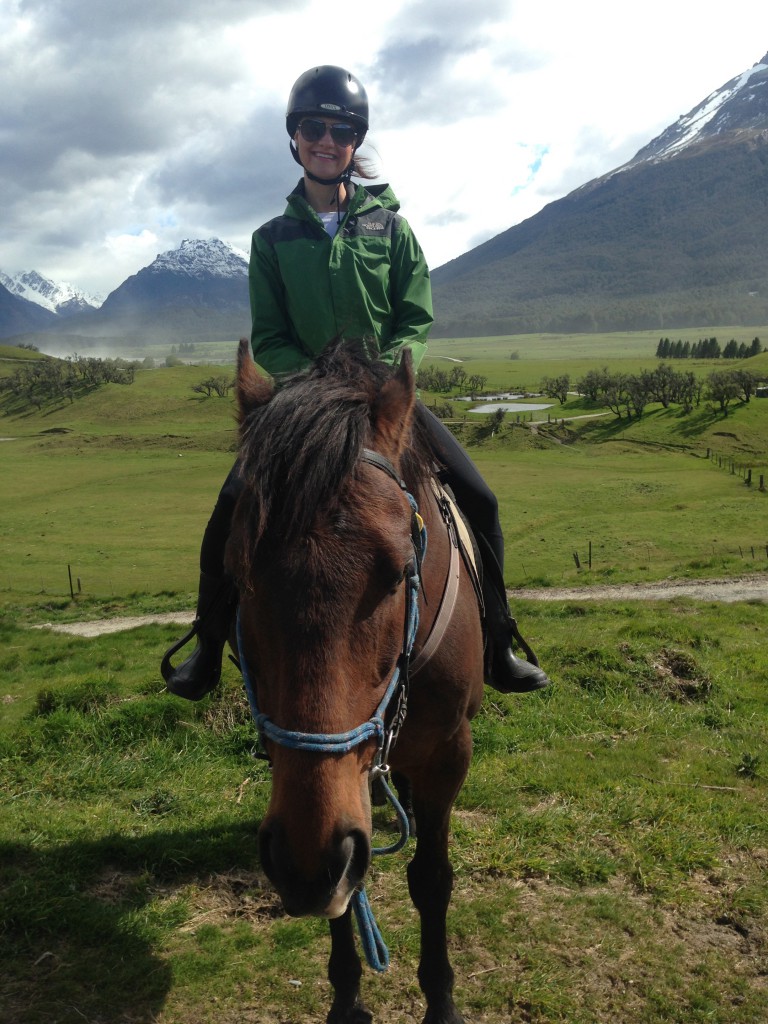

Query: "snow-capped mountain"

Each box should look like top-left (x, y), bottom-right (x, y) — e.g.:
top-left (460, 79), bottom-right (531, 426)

top-left (148, 238), bottom-right (249, 278)
top-left (431, 49), bottom-right (768, 335)
top-left (0, 269), bottom-right (101, 316)
top-left (627, 52), bottom-right (768, 166)
top-left (98, 237), bottom-right (249, 315)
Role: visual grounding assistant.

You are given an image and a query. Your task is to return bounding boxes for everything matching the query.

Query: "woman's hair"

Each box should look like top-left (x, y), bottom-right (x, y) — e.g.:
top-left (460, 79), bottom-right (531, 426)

top-left (351, 153), bottom-right (376, 180)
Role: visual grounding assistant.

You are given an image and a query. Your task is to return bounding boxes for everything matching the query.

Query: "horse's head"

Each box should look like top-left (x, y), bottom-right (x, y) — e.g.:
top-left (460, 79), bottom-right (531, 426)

top-left (227, 338), bottom-right (421, 918)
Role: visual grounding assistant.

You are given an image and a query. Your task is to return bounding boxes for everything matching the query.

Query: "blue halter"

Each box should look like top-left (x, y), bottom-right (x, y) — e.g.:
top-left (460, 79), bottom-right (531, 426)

top-left (236, 448), bottom-right (427, 971)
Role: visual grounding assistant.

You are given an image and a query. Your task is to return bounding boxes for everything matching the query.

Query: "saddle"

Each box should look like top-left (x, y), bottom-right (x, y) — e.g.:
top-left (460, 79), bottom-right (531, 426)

top-left (414, 475), bottom-right (541, 680)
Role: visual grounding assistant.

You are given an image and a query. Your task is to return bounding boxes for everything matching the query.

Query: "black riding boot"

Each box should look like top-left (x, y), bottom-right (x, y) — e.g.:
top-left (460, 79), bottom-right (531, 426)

top-left (161, 572), bottom-right (237, 701)
top-left (476, 534), bottom-right (549, 693)
top-left (483, 576), bottom-right (550, 692)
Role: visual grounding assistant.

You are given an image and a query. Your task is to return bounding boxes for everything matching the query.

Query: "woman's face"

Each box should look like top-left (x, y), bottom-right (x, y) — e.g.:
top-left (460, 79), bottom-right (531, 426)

top-left (294, 116), bottom-right (357, 181)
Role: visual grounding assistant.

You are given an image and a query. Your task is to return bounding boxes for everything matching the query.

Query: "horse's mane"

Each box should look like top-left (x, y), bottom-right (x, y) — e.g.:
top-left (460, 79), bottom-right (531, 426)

top-left (234, 342), bottom-right (428, 574)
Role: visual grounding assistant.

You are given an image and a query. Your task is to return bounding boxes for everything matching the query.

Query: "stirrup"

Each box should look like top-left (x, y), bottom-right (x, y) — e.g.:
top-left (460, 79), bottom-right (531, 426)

top-left (508, 615), bottom-right (540, 667)
top-left (160, 619), bottom-right (201, 684)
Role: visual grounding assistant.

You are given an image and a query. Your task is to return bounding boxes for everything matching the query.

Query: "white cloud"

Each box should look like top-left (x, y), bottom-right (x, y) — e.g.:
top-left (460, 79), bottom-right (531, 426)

top-left (1, 0), bottom-right (766, 295)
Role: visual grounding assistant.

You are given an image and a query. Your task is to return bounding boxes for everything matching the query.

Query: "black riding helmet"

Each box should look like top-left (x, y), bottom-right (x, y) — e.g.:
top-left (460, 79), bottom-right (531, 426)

top-left (286, 65), bottom-right (369, 185)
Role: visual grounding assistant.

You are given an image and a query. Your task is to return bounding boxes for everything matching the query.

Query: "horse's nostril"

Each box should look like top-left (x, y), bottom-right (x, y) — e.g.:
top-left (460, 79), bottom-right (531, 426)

top-left (344, 828), bottom-right (371, 887)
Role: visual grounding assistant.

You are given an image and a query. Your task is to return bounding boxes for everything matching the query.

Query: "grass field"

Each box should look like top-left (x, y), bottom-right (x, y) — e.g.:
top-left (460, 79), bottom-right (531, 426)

top-left (1, 334), bottom-right (767, 1023)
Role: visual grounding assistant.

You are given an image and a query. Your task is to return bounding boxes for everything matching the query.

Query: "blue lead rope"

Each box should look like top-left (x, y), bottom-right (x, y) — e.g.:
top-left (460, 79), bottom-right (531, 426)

top-left (352, 888), bottom-right (390, 971)
top-left (353, 773), bottom-right (412, 972)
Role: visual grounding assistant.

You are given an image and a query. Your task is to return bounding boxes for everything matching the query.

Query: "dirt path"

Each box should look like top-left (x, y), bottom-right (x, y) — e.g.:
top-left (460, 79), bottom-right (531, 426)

top-left (511, 574), bottom-right (768, 604)
top-left (33, 612), bottom-right (193, 638)
top-left (32, 575), bottom-right (767, 638)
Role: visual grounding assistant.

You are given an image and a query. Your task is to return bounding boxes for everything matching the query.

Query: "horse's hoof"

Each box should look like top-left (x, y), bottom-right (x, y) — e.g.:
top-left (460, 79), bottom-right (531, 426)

top-left (326, 1000), bottom-right (373, 1024)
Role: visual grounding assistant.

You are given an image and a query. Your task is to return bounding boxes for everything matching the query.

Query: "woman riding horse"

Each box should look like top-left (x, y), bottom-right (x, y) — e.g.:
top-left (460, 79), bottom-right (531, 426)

top-left (162, 64), bottom-right (549, 699)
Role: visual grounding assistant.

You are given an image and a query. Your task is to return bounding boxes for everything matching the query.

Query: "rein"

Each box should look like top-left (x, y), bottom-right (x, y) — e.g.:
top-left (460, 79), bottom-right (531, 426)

top-left (235, 447), bottom-right (427, 971)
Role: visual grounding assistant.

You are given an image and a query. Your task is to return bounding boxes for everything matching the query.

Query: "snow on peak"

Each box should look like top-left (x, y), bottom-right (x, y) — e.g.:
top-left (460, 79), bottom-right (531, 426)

top-left (0, 268), bottom-right (101, 313)
top-left (628, 55), bottom-right (768, 166)
top-left (148, 238), bottom-right (249, 278)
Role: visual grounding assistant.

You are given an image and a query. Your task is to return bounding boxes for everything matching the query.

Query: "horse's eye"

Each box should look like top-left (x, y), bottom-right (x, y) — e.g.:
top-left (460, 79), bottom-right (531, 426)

top-left (386, 565), bottom-right (410, 596)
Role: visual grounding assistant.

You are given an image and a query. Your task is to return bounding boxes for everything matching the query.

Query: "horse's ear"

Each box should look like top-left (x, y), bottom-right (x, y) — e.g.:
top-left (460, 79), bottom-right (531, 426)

top-left (372, 349), bottom-right (415, 459)
top-left (236, 337), bottom-right (273, 421)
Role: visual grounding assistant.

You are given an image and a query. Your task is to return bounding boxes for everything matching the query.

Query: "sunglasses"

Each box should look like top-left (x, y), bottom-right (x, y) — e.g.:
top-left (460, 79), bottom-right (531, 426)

top-left (298, 119), bottom-right (358, 147)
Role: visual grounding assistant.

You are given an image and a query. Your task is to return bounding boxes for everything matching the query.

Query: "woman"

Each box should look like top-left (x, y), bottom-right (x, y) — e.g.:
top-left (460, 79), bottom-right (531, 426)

top-left (162, 65), bottom-right (548, 700)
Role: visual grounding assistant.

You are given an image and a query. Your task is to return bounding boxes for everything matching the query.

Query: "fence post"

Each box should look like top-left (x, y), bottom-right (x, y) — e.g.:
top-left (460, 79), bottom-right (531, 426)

top-left (67, 564), bottom-right (75, 600)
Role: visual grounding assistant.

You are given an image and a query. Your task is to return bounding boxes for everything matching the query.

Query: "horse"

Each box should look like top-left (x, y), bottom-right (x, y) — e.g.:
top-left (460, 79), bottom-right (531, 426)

top-left (226, 337), bottom-right (485, 1024)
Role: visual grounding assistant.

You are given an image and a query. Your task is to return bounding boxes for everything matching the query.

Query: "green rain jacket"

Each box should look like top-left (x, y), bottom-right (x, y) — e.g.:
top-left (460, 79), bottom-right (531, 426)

top-left (249, 179), bottom-right (432, 380)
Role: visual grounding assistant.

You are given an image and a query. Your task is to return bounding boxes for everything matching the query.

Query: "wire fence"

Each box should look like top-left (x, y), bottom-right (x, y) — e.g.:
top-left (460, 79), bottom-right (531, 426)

top-left (706, 448), bottom-right (768, 490)
top-left (4, 540), bottom-right (767, 603)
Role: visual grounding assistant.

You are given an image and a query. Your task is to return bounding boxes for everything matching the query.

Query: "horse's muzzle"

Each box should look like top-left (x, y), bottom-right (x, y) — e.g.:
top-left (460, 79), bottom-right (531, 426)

top-left (258, 818), bottom-right (371, 918)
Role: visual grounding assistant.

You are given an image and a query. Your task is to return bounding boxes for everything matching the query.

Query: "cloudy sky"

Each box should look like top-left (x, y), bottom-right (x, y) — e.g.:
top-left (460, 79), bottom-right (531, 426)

top-left (2, 0), bottom-right (767, 300)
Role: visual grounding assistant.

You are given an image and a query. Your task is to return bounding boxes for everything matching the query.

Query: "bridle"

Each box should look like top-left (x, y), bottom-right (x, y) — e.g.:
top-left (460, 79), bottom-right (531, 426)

top-left (235, 446), bottom-right (427, 971)
top-left (236, 447), bottom-right (425, 776)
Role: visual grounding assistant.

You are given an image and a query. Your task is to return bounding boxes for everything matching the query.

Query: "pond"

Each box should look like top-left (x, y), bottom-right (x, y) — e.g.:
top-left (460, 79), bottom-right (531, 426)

top-left (470, 402), bottom-right (554, 414)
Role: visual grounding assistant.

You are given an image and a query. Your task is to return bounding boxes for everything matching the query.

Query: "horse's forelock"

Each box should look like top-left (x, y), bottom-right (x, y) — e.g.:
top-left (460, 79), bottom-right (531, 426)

top-left (236, 345), bottom-right (389, 553)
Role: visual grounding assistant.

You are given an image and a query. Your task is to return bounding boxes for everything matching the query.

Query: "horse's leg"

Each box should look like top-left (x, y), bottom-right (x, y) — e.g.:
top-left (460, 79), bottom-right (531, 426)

top-left (326, 908), bottom-right (372, 1024)
top-left (392, 769), bottom-right (416, 834)
top-left (407, 729), bottom-right (471, 1024)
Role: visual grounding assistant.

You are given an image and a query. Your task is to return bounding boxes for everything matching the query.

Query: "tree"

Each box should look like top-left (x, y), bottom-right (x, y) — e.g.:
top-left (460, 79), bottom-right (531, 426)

top-left (466, 374), bottom-right (487, 395)
top-left (191, 376), bottom-right (234, 398)
top-left (449, 366), bottom-right (467, 391)
top-left (601, 372), bottom-right (628, 419)
top-left (539, 374), bottom-right (570, 405)
top-left (625, 374), bottom-right (649, 418)
top-left (705, 370), bottom-right (740, 415)
top-left (677, 371), bottom-right (699, 413)
top-left (489, 408), bottom-right (506, 433)
top-left (702, 337), bottom-right (721, 359)
top-left (577, 367), bottom-right (610, 402)
top-left (646, 364), bottom-right (680, 408)
top-left (732, 370), bottom-right (759, 403)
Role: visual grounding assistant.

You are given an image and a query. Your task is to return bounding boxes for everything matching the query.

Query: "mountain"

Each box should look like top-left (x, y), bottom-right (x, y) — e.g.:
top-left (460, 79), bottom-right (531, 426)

top-left (430, 52), bottom-right (768, 336)
top-left (99, 238), bottom-right (249, 314)
top-left (1, 238), bottom-right (251, 349)
top-left (0, 280), bottom-right (58, 338)
top-left (0, 269), bottom-right (100, 316)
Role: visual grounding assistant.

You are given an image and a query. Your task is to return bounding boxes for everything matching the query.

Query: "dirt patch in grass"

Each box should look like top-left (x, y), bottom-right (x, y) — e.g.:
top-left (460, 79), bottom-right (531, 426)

top-left (646, 645), bottom-right (712, 701)
top-left (176, 869), bottom-right (285, 932)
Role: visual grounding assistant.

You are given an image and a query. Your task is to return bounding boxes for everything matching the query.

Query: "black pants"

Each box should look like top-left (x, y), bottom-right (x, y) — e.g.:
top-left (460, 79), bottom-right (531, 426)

top-left (200, 403), bottom-right (506, 579)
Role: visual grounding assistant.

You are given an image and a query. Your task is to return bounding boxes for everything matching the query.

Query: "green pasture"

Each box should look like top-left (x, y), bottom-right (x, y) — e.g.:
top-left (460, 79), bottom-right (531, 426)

top-left (2, 333), bottom-right (767, 1022)
top-left (2, 344), bottom-right (766, 599)
top-left (1, 599), bottom-right (766, 1023)
top-left (428, 326), bottom-right (768, 362)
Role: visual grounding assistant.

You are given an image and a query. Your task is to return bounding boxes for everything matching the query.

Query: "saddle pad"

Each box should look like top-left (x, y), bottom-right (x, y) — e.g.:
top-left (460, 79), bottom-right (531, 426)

top-left (429, 476), bottom-right (481, 591)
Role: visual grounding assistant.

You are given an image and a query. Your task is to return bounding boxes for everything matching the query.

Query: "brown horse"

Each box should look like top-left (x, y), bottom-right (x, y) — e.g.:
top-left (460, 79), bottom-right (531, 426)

top-left (227, 338), bottom-right (485, 1024)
